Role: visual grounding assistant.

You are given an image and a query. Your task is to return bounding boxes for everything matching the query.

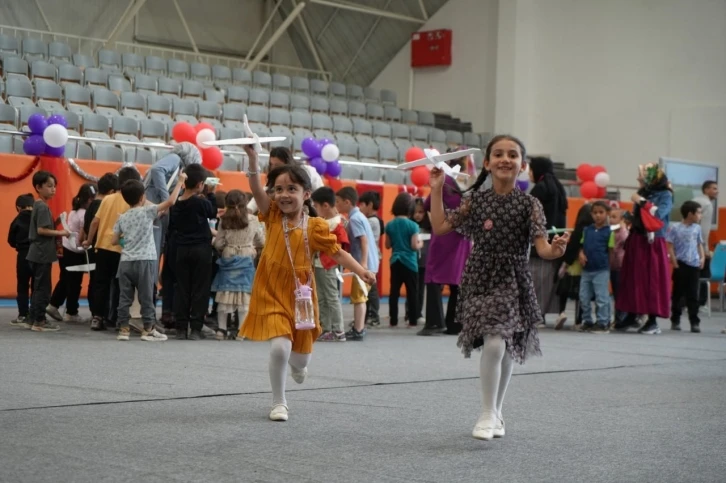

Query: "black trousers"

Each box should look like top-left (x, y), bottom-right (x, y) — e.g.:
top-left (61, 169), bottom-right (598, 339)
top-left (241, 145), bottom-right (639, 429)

top-left (161, 239), bottom-right (177, 318)
top-left (366, 281), bottom-right (380, 322)
top-left (28, 262), bottom-right (52, 323)
top-left (50, 248), bottom-right (88, 316)
top-left (671, 261), bottom-right (700, 325)
top-left (94, 249), bottom-right (121, 324)
top-left (174, 244), bottom-right (213, 332)
top-left (699, 258), bottom-right (711, 306)
top-left (16, 249), bottom-right (33, 317)
top-left (424, 283), bottom-right (461, 334)
top-left (414, 267), bottom-right (426, 320)
top-left (389, 261), bottom-right (418, 326)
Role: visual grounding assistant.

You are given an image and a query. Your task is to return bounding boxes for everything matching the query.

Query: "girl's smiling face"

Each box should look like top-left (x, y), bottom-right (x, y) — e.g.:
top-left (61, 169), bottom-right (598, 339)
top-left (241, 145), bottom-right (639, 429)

top-left (485, 139), bottom-right (525, 183)
top-left (272, 172), bottom-right (309, 216)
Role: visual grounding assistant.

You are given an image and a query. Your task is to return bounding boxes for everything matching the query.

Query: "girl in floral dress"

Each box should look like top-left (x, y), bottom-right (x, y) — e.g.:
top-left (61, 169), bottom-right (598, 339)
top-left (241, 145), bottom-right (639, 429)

top-left (428, 135), bottom-right (569, 441)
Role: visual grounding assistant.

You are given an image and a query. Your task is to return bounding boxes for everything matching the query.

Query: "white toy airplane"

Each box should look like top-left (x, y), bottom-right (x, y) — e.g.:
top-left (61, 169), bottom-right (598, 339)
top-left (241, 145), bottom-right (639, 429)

top-left (201, 114), bottom-right (286, 147)
top-left (395, 148), bottom-right (480, 179)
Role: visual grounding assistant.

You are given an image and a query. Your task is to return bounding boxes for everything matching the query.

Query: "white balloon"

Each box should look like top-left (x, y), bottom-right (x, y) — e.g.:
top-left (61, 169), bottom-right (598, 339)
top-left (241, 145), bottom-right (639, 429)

top-left (594, 171), bottom-right (610, 188)
top-left (196, 128), bottom-right (216, 148)
top-left (43, 124), bottom-right (68, 148)
top-left (321, 143), bottom-right (340, 162)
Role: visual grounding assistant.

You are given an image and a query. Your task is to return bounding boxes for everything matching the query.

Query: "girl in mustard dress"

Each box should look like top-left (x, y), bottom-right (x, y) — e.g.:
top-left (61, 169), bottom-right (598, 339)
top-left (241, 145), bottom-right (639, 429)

top-left (241, 142), bottom-right (376, 422)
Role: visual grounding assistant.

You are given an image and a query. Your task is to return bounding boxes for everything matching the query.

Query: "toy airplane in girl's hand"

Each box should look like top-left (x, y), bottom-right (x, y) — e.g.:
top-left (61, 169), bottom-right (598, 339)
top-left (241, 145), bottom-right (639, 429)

top-left (201, 115), bottom-right (285, 148)
top-left (395, 148), bottom-right (480, 179)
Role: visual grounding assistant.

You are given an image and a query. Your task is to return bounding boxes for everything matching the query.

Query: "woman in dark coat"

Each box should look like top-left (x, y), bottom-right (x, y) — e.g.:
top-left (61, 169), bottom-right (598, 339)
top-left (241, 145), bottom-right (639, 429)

top-left (528, 157), bottom-right (568, 326)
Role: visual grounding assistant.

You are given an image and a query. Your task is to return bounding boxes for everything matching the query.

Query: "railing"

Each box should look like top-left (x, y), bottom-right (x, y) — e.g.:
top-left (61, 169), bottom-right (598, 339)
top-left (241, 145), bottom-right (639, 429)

top-left (0, 25), bottom-right (332, 80)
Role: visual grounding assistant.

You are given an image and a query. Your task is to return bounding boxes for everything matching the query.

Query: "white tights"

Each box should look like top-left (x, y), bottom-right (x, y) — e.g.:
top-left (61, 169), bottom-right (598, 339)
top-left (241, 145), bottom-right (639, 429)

top-left (479, 335), bottom-right (514, 421)
top-left (269, 336), bottom-right (311, 407)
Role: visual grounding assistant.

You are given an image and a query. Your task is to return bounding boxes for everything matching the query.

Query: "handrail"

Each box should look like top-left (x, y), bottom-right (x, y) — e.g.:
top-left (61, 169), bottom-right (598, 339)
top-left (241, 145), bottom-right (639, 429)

top-left (0, 25), bottom-right (331, 79)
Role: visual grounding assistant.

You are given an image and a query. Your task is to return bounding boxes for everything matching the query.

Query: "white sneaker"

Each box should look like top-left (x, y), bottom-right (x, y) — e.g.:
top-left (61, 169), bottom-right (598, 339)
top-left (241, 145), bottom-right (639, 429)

top-left (290, 366), bottom-right (307, 384)
top-left (269, 404), bottom-right (289, 421)
top-left (493, 417), bottom-right (505, 438)
top-left (141, 329), bottom-right (168, 341)
top-left (63, 314), bottom-right (82, 324)
top-left (117, 327), bottom-right (131, 341)
top-left (46, 305), bottom-right (62, 321)
top-left (472, 414), bottom-right (496, 440)
top-left (10, 316), bottom-right (31, 329)
top-left (554, 313), bottom-right (567, 330)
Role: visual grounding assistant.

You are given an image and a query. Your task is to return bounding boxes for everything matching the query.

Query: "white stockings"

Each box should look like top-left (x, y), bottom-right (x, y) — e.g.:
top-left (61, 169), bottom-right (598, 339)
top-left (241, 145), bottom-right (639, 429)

top-left (269, 336), bottom-right (311, 407)
top-left (479, 335), bottom-right (514, 422)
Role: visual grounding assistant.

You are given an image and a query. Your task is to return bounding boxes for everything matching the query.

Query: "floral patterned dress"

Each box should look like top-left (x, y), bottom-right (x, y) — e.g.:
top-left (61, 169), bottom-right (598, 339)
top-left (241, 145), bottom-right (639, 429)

top-left (446, 188), bottom-right (548, 363)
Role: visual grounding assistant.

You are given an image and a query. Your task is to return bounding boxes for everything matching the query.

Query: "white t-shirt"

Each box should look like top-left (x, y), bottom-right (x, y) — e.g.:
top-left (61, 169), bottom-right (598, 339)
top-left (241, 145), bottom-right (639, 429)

top-left (113, 205), bottom-right (159, 262)
top-left (692, 195), bottom-right (714, 250)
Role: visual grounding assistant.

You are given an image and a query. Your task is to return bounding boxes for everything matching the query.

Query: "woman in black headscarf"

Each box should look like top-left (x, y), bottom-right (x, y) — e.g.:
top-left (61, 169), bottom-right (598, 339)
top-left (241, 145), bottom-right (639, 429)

top-left (528, 157), bottom-right (568, 326)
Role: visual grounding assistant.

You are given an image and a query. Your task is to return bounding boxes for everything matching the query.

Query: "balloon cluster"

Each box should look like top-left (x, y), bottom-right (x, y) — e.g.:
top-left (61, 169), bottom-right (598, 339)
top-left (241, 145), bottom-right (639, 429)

top-left (576, 163), bottom-right (610, 199)
top-left (404, 146), bottom-right (439, 187)
top-left (171, 122), bottom-right (223, 170)
top-left (23, 113), bottom-right (69, 157)
top-left (301, 137), bottom-right (341, 177)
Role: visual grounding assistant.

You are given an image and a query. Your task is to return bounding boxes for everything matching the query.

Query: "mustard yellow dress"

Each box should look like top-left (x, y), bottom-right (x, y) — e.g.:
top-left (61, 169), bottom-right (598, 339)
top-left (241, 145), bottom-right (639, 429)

top-left (240, 201), bottom-right (340, 353)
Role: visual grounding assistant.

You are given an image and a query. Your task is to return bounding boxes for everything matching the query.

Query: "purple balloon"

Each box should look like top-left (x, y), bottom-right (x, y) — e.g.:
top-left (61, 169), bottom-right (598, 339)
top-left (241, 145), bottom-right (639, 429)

top-left (45, 145), bottom-right (66, 158)
top-left (27, 114), bottom-right (48, 135)
top-left (309, 156), bottom-right (326, 175)
top-left (23, 134), bottom-right (47, 156)
top-left (319, 138), bottom-right (332, 147)
top-left (516, 179), bottom-right (529, 191)
top-left (301, 137), bottom-right (322, 158)
top-left (47, 114), bottom-right (68, 128)
top-left (326, 160), bottom-right (342, 178)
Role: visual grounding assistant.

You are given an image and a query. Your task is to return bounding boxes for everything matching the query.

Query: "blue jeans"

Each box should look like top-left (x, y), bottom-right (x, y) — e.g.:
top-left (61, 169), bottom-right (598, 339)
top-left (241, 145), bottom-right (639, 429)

top-left (579, 269), bottom-right (611, 326)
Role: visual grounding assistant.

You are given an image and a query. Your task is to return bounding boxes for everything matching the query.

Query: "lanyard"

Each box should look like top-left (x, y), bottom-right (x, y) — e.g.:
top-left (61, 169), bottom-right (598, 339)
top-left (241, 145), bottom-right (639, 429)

top-left (282, 214), bottom-right (312, 289)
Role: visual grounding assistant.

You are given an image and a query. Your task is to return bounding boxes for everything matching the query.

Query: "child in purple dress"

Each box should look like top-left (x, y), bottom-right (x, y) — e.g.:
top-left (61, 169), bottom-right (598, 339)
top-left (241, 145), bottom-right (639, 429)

top-left (428, 135), bottom-right (569, 441)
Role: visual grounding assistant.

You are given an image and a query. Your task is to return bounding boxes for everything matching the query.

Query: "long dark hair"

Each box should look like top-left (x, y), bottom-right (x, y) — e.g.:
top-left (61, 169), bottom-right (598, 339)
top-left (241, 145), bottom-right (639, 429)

top-left (466, 134), bottom-right (527, 193)
top-left (267, 164), bottom-right (318, 218)
top-left (412, 197), bottom-right (431, 233)
top-left (220, 190), bottom-right (249, 230)
top-left (529, 156), bottom-right (568, 213)
top-left (563, 203), bottom-right (594, 265)
top-left (72, 183), bottom-right (96, 211)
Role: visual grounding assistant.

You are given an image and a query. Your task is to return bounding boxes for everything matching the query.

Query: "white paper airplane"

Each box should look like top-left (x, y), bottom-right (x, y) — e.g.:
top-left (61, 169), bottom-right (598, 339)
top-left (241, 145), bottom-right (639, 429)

top-left (338, 271), bottom-right (369, 296)
top-left (202, 136), bottom-right (287, 147)
top-left (66, 246), bottom-right (96, 272)
top-left (396, 148), bottom-right (480, 179)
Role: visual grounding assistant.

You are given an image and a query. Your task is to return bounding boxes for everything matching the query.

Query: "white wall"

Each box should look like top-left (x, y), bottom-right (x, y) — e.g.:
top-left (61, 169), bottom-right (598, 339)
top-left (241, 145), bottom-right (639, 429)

top-left (371, 0), bottom-right (499, 134)
top-left (0, 0), bottom-right (302, 67)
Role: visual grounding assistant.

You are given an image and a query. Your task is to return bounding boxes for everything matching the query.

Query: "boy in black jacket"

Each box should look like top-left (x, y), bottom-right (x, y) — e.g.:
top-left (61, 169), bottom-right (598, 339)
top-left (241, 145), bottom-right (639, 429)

top-left (8, 194), bottom-right (35, 327)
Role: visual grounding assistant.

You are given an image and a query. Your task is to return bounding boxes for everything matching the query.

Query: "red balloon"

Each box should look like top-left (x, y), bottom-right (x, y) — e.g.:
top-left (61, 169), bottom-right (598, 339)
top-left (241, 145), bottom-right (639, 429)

top-left (592, 165), bottom-right (606, 175)
top-left (576, 163), bottom-right (595, 182)
top-left (410, 166), bottom-right (430, 187)
top-left (202, 146), bottom-right (223, 170)
top-left (195, 122), bottom-right (215, 134)
top-left (405, 147), bottom-right (426, 162)
top-left (172, 122), bottom-right (196, 144)
top-left (596, 186), bottom-right (607, 198)
top-left (580, 181), bottom-right (599, 199)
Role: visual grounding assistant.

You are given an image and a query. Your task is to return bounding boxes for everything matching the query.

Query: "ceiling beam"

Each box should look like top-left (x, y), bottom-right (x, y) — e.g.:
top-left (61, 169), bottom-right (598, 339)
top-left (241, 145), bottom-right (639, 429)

top-left (33, 0), bottom-right (53, 32)
top-left (308, 0), bottom-right (426, 24)
top-left (417, 0), bottom-right (429, 20)
top-left (105, 0), bottom-right (148, 47)
top-left (171, 0), bottom-right (199, 54)
top-left (290, 0), bottom-right (328, 80)
top-left (341, 0), bottom-right (393, 80)
top-left (247, 0), bottom-right (307, 72)
top-left (245, 0), bottom-right (285, 62)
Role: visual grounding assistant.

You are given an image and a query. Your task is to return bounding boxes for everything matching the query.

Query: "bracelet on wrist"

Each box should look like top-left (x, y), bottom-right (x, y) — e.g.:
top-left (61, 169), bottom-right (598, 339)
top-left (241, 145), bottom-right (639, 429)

top-left (245, 170), bottom-right (259, 177)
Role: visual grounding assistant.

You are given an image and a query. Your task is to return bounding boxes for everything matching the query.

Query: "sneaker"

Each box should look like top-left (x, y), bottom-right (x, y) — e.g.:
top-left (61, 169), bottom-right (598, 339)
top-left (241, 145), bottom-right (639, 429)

top-left (493, 417), bottom-right (506, 438)
top-left (614, 319), bottom-right (641, 331)
top-left (188, 329), bottom-right (205, 340)
top-left (90, 317), bottom-right (106, 331)
top-left (416, 317), bottom-right (426, 325)
top-left (416, 327), bottom-right (442, 336)
top-left (345, 327), bottom-right (366, 341)
top-left (63, 314), bottom-right (82, 324)
top-left (176, 329), bottom-right (188, 340)
top-left (580, 323), bottom-right (595, 332)
top-left (215, 330), bottom-right (226, 341)
top-left (201, 325), bottom-right (216, 338)
top-left (10, 316), bottom-right (31, 329)
top-left (317, 331), bottom-right (345, 342)
top-left (638, 321), bottom-right (661, 335)
top-left (141, 328), bottom-right (168, 341)
top-left (117, 327), bottom-right (130, 341)
top-left (591, 325), bottom-right (610, 334)
top-left (366, 318), bottom-right (381, 328)
top-left (45, 306), bottom-right (63, 321)
top-left (333, 331), bottom-right (346, 341)
top-left (671, 322), bottom-right (682, 331)
top-left (690, 324), bottom-right (701, 333)
top-left (290, 366), bottom-right (307, 384)
top-left (472, 414), bottom-right (496, 441)
top-left (572, 323), bottom-right (583, 332)
top-left (536, 322), bottom-right (547, 329)
top-left (31, 321), bottom-right (60, 332)
top-left (554, 313), bottom-right (568, 331)
top-left (269, 404), bottom-right (289, 422)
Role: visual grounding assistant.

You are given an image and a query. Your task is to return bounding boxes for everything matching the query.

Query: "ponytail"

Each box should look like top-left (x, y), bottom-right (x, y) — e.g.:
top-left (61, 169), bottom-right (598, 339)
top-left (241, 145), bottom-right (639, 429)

top-left (304, 198), bottom-right (318, 218)
top-left (72, 183), bottom-right (96, 210)
top-left (465, 169), bottom-right (489, 194)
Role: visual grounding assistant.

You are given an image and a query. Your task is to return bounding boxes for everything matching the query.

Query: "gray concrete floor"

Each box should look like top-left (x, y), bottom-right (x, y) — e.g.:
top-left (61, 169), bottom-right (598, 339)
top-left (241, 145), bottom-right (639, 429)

top-left (1, 304), bottom-right (725, 483)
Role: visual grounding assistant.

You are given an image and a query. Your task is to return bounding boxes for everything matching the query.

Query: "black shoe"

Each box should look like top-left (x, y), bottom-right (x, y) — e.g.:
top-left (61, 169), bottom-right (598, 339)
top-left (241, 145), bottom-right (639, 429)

top-left (690, 324), bottom-right (701, 333)
top-left (345, 328), bottom-right (366, 341)
top-left (671, 322), bottom-right (681, 331)
top-left (90, 317), bottom-right (106, 331)
top-left (176, 329), bottom-right (187, 340)
top-left (614, 320), bottom-right (640, 331)
top-left (416, 328), bottom-right (442, 336)
top-left (638, 321), bottom-right (661, 335)
top-left (188, 329), bottom-right (206, 340)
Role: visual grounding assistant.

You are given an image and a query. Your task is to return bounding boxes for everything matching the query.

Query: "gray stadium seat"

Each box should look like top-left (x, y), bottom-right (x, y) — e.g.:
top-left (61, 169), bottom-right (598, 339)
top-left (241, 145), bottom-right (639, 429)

top-left (269, 125), bottom-right (293, 149)
top-left (430, 128), bottom-right (446, 143)
top-left (367, 104), bottom-right (384, 120)
top-left (120, 91), bottom-right (146, 111)
top-left (145, 56), bottom-right (167, 76)
top-left (48, 42), bottom-right (71, 63)
top-left (35, 80), bottom-right (62, 110)
top-left (22, 38), bottom-right (47, 61)
top-left (411, 125), bottom-right (428, 142)
top-left (140, 118), bottom-right (166, 141)
top-left (353, 118), bottom-right (373, 137)
top-left (219, 127), bottom-right (242, 139)
top-left (222, 103), bottom-right (246, 122)
top-left (92, 88), bottom-right (119, 110)
top-left (391, 123), bottom-right (410, 140)
top-left (381, 89), bottom-right (397, 106)
top-left (418, 111), bottom-right (435, 126)
top-left (172, 98), bottom-right (197, 118)
top-left (64, 84), bottom-right (92, 114)
top-left (65, 140), bottom-right (92, 159)
top-left (373, 121), bottom-right (392, 140)
top-left (112, 116), bottom-right (139, 137)
top-left (446, 130), bottom-right (464, 146)
top-left (232, 68), bottom-right (252, 86)
top-left (290, 94), bottom-right (310, 112)
top-left (94, 144), bottom-right (123, 162)
top-left (133, 73), bottom-right (158, 95)
top-left (330, 98), bottom-right (348, 116)
top-left (108, 74), bottom-right (132, 93)
top-left (330, 82), bottom-right (346, 98)
top-left (198, 100), bottom-right (222, 121)
top-left (61, 111), bottom-right (80, 131)
top-left (384, 106), bottom-right (401, 122)
top-left (147, 95), bottom-right (171, 115)
top-left (384, 169), bottom-right (404, 184)
top-left (167, 59), bottom-right (189, 79)
top-left (203, 88), bottom-right (225, 104)
top-left (0, 104), bottom-right (18, 127)
top-left (464, 132), bottom-right (480, 147)
top-left (122, 53), bottom-right (144, 73)
top-left (333, 115), bottom-right (353, 134)
top-left (58, 64), bottom-right (82, 85)
top-left (272, 73), bottom-right (291, 91)
top-left (159, 77), bottom-right (181, 98)
top-left (182, 79), bottom-right (203, 98)
top-left (401, 109), bottom-right (418, 125)
top-left (312, 113), bottom-right (333, 131)
top-left (4, 57), bottom-right (29, 78)
top-left (212, 65), bottom-right (231, 87)
top-left (346, 84), bottom-right (364, 100)
top-left (361, 166), bottom-right (382, 182)
top-left (246, 105), bottom-right (269, 126)
top-left (311, 96), bottom-right (329, 113)
top-left (18, 105), bottom-right (47, 126)
top-left (364, 87), bottom-right (380, 103)
top-left (338, 139), bottom-right (359, 158)
top-left (190, 62), bottom-right (211, 82)
top-left (252, 71), bottom-right (272, 88)
top-left (291, 76), bottom-right (309, 93)
top-left (98, 49), bottom-right (121, 70)
top-left (134, 147), bottom-right (154, 165)
top-left (221, 155), bottom-right (240, 171)
top-left (270, 91), bottom-right (290, 109)
top-left (0, 34), bottom-right (19, 55)
top-left (310, 79), bottom-right (328, 97)
top-left (249, 88), bottom-right (269, 106)
top-left (348, 100), bottom-right (366, 118)
top-left (291, 110), bottom-right (311, 130)
top-left (269, 108), bottom-right (290, 126)
top-left (394, 137), bottom-right (412, 153)
top-left (72, 53), bottom-right (95, 69)
top-left (227, 85), bottom-right (249, 105)
top-left (30, 61), bottom-right (57, 81)
top-left (5, 77), bottom-right (33, 106)
top-left (340, 165), bottom-right (361, 181)
top-left (84, 68), bottom-right (109, 87)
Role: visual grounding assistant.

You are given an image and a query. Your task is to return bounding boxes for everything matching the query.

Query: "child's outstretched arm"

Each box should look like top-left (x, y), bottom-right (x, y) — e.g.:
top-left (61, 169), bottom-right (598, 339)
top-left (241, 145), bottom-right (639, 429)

top-left (242, 143), bottom-right (270, 216)
top-left (534, 233), bottom-right (569, 260)
top-left (157, 173), bottom-right (186, 213)
top-left (331, 250), bottom-right (377, 285)
top-left (429, 167), bottom-right (454, 235)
